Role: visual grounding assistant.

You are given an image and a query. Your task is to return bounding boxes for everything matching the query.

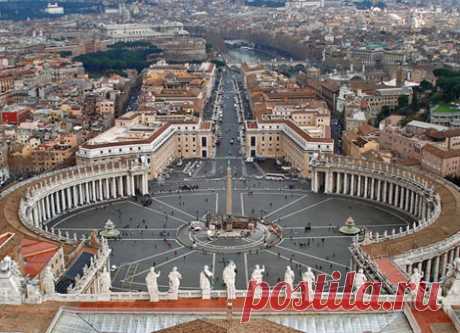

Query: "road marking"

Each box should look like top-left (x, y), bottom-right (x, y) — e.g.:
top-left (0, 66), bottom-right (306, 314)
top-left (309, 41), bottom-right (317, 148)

top-left (264, 249), bottom-right (331, 277)
top-left (128, 201), bottom-right (189, 225)
top-left (275, 244), bottom-right (348, 269)
top-left (284, 236), bottom-right (353, 240)
top-left (264, 194), bottom-right (309, 219)
top-left (152, 197), bottom-right (195, 219)
top-left (116, 238), bottom-right (177, 241)
top-left (277, 198), bottom-right (333, 221)
top-left (128, 250), bottom-right (197, 279)
top-left (118, 246), bottom-right (184, 268)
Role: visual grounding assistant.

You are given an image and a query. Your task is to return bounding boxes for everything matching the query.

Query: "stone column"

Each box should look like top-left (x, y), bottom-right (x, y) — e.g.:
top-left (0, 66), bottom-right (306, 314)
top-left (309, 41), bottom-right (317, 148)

top-left (425, 257), bottom-right (432, 282)
top-left (433, 255), bottom-right (440, 282)
top-left (118, 176), bottom-right (124, 197)
top-left (84, 182), bottom-right (89, 204)
top-left (377, 179), bottom-right (381, 201)
top-left (388, 183), bottom-right (394, 205)
top-left (131, 175), bottom-right (136, 195)
top-left (344, 173), bottom-right (349, 195)
top-left (45, 195), bottom-right (51, 219)
top-left (350, 174), bottom-right (355, 196)
top-left (448, 249), bottom-right (454, 266)
top-left (50, 193), bottom-right (56, 217)
top-left (394, 185), bottom-right (400, 208)
top-left (335, 172), bottom-right (340, 194)
top-left (32, 207), bottom-right (39, 227)
top-left (91, 181), bottom-right (96, 202)
top-left (41, 198), bottom-right (45, 221)
top-left (370, 178), bottom-right (375, 200)
top-left (410, 191), bottom-right (415, 215)
top-left (111, 177), bottom-right (117, 198)
top-left (357, 175), bottom-right (361, 197)
top-left (56, 191), bottom-right (62, 214)
top-left (442, 252), bottom-right (448, 277)
top-left (405, 188), bottom-right (410, 212)
top-left (66, 187), bottom-right (72, 209)
top-left (98, 179), bottom-right (103, 201)
top-left (364, 176), bottom-right (368, 199)
top-left (383, 181), bottom-right (388, 203)
top-left (60, 190), bottom-right (66, 211)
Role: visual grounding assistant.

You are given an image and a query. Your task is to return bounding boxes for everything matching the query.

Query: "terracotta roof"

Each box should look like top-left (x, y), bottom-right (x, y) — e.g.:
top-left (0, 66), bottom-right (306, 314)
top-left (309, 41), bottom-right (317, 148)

top-left (426, 128), bottom-right (460, 140)
top-left (20, 238), bottom-right (60, 278)
top-left (358, 123), bottom-right (379, 136)
top-left (423, 144), bottom-right (460, 159)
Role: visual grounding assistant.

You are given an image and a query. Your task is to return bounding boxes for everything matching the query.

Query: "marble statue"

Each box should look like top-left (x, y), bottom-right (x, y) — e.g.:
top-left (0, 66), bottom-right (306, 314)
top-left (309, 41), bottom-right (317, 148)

top-left (0, 257), bottom-right (24, 305)
top-left (100, 267), bottom-right (111, 294)
top-left (353, 268), bottom-right (367, 293)
top-left (284, 265), bottom-right (295, 290)
top-left (168, 266), bottom-right (182, 300)
top-left (251, 264), bottom-right (265, 284)
top-left (444, 257), bottom-right (460, 305)
top-left (200, 265), bottom-right (213, 300)
top-left (302, 267), bottom-right (315, 298)
top-left (409, 267), bottom-right (423, 295)
top-left (42, 266), bottom-right (55, 295)
top-left (25, 280), bottom-right (42, 304)
top-left (146, 267), bottom-right (161, 302)
top-left (223, 261), bottom-right (237, 300)
top-left (251, 264), bottom-right (265, 299)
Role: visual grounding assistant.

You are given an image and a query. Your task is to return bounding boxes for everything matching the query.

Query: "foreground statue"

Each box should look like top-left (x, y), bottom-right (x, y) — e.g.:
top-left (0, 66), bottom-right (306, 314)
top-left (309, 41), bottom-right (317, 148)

top-left (100, 267), bottom-right (112, 294)
top-left (250, 264), bottom-right (265, 298)
top-left (223, 261), bottom-right (237, 300)
top-left (302, 267), bottom-right (315, 298)
top-left (200, 265), bottom-right (213, 300)
top-left (409, 267), bottom-right (423, 298)
top-left (168, 266), bottom-right (182, 300)
top-left (146, 267), bottom-right (161, 302)
top-left (284, 265), bottom-right (295, 289)
top-left (42, 266), bottom-right (55, 295)
top-left (353, 268), bottom-right (367, 293)
top-left (443, 257), bottom-right (460, 305)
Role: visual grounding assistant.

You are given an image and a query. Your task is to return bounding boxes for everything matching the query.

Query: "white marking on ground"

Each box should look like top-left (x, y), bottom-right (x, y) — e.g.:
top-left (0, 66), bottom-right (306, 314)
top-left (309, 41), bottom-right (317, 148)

top-left (277, 198), bottom-right (333, 221)
top-left (264, 194), bottom-right (309, 218)
top-left (128, 250), bottom-right (197, 279)
top-left (152, 197), bottom-right (195, 219)
top-left (118, 246), bottom-right (184, 268)
top-left (275, 244), bottom-right (348, 269)
top-left (128, 201), bottom-right (189, 225)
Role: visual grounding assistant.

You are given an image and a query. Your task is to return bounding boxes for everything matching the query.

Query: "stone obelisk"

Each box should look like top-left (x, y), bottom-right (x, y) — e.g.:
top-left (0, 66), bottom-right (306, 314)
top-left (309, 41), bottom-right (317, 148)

top-left (226, 161), bottom-right (232, 216)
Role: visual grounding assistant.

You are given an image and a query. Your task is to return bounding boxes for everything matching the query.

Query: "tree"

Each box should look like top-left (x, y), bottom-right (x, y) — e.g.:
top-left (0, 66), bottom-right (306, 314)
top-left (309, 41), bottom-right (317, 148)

top-left (419, 80), bottom-right (433, 91)
top-left (375, 106), bottom-right (391, 127)
top-left (398, 95), bottom-right (409, 109)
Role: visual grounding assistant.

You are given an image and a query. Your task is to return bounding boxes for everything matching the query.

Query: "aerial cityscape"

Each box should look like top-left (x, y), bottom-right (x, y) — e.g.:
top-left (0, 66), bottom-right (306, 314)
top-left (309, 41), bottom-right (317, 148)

top-left (0, 0), bottom-right (460, 332)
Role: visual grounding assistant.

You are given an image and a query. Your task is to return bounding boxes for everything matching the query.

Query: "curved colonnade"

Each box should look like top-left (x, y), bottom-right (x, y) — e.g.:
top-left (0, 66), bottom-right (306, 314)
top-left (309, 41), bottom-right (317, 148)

top-left (311, 155), bottom-right (460, 286)
top-left (18, 160), bottom-right (149, 243)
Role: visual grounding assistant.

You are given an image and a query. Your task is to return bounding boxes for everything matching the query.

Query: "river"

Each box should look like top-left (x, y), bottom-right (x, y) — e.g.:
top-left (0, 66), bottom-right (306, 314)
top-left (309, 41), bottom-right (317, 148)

top-left (225, 47), bottom-right (287, 64)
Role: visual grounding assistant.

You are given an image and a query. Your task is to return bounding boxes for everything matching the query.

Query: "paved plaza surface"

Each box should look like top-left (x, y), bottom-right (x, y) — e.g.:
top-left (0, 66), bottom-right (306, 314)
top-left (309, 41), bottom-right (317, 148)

top-left (51, 176), bottom-right (411, 292)
top-left (49, 69), bottom-right (412, 292)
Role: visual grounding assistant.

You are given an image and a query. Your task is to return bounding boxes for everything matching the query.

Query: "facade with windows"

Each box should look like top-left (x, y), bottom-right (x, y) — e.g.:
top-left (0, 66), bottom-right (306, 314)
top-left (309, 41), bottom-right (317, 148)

top-left (245, 120), bottom-right (334, 177)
